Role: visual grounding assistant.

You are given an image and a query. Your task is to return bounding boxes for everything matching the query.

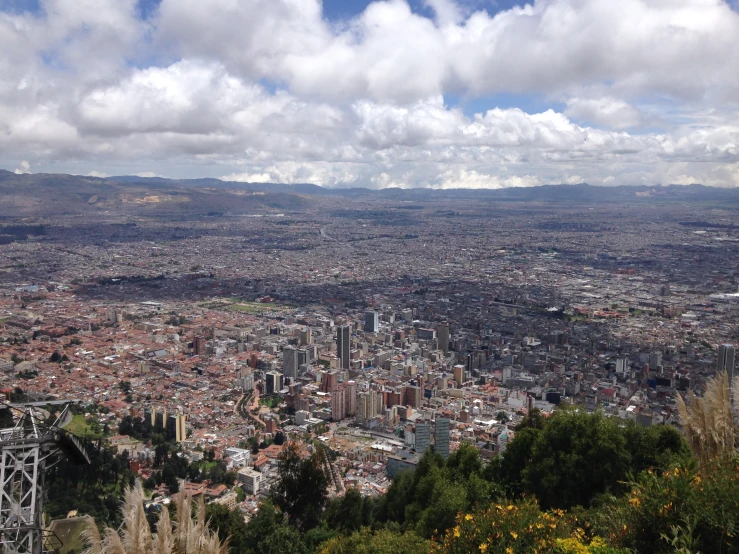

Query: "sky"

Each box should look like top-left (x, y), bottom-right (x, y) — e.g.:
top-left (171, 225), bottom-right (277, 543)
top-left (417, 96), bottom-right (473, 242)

top-left (1, 0), bottom-right (739, 189)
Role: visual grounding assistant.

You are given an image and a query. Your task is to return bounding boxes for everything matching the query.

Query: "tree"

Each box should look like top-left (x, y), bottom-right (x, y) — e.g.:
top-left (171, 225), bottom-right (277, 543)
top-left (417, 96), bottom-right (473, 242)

top-left (522, 409), bottom-right (631, 509)
top-left (325, 488), bottom-right (371, 534)
top-left (272, 443), bottom-right (329, 531)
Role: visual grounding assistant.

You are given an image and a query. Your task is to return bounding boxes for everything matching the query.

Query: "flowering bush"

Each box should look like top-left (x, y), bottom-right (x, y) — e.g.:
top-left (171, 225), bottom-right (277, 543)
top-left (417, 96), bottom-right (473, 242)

top-left (431, 498), bottom-right (629, 554)
top-left (593, 459), bottom-right (739, 553)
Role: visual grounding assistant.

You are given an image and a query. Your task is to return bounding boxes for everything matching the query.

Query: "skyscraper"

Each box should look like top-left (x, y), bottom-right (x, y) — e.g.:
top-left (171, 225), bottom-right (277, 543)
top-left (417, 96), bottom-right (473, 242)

top-left (331, 386), bottom-right (346, 421)
top-left (282, 345), bottom-right (299, 380)
top-left (415, 422), bottom-right (430, 453)
top-left (718, 344), bottom-right (735, 383)
top-left (337, 325), bottom-right (351, 369)
top-left (364, 311), bottom-right (379, 333)
top-left (435, 417), bottom-right (450, 459)
top-left (437, 322), bottom-right (450, 352)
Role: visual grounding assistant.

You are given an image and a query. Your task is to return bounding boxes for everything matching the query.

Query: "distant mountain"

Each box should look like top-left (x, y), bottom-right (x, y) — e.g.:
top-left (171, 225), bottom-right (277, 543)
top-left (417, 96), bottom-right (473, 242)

top-left (1, 169), bottom-right (739, 219)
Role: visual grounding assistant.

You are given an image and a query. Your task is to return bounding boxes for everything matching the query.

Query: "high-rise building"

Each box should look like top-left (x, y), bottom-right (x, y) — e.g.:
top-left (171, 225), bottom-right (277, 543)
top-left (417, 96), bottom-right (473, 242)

top-left (437, 322), bottom-right (450, 353)
top-left (167, 413), bottom-right (187, 442)
top-left (435, 417), bottom-right (450, 459)
top-left (337, 325), bottom-right (351, 369)
top-left (718, 344), bottom-right (735, 383)
top-left (453, 364), bottom-right (465, 386)
top-left (404, 385), bottom-right (422, 408)
top-left (300, 328), bottom-right (312, 345)
top-left (364, 311), bottom-right (379, 333)
top-left (321, 370), bottom-right (340, 393)
top-left (344, 380), bottom-right (357, 415)
top-left (648, 352), bottom-right (662, 371)
top-left (193, 335), bottom-right (207, 355)
top-left (415, 422), bottom-right (430, 453)
top-left (282, 345), bottom-right (299, 380)
top-left (265, 372), bottom-right (284, 395)
top-left (332, 386), bottom-right (346, 421)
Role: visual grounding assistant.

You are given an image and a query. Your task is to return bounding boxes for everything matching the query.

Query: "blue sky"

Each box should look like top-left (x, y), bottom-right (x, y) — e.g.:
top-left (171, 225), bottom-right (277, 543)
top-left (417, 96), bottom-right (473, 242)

top-left (1, 0), bottom-right (738, 188)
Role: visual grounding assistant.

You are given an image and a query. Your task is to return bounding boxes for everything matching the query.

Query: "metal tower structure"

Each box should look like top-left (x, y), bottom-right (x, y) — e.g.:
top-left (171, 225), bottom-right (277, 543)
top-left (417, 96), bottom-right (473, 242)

top-left (0, 401), bottom-right (89, 554)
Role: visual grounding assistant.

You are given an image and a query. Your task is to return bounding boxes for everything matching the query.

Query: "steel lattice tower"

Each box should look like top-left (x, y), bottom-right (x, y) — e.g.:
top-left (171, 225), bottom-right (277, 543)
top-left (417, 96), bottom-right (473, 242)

top-left (0, 402), bottom-right (89, 554)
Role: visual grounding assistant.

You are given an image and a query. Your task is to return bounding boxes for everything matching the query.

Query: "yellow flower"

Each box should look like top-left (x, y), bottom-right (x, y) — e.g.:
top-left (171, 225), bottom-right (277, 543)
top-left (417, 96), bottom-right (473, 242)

top-left (479, 544), bottom-right (488, 552)
top-left (629, 496), bottom-right (640, 508)
top-left (506, 548), bottom-right (514, 554)
top-left (507, 505), bottom-right (514, 511)
top-left (453, 526), bottom-right (461, 538)
top-left (465, 514), bottom-right (474, 521)
top-left (510, 531), bottom-right (518, 539)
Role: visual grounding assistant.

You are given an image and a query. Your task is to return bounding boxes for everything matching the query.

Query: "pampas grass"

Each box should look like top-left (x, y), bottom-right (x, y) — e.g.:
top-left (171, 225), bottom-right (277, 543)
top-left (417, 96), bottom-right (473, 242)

top-left (675, 370), bottom-right (739, 465)
top-left (83, 483), bottom-right (229, 554)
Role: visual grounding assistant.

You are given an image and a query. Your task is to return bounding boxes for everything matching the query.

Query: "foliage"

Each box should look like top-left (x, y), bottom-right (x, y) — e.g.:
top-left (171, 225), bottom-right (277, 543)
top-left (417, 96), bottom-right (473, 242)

top-left (318, 527), bottom-right (429, 554)
top-left (272, 442), bottom-right (329, 532)
top-left (675, 370), bottom-right (738, 465)
top-left (83, 484), bottom-right (228, 554)
top-left (590, 459), bottom-right (739, 554)
top-left (495, 408), bottom-right (689, 509)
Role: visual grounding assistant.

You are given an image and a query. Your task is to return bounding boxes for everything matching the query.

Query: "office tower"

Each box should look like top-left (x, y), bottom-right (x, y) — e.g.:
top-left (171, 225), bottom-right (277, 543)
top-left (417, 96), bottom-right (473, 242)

top-left (435, 417), bottom-right (450, 459)
top-left (415, 422), bottom-right (430, 453)
top-left (437, 322), bottom-right (450, 353)
top-left (718, 344), bottom-right (735, 383)
top-left (282, 345), bottom-right (299, 380)
top-left (364, 311), bottom-right (379, 333)
top-left (298, 348), bottom-right (308, 366)
top-left (265, 372), bottom-right (283, 395)
top-left (337, 325), bottom-right (351, 369)
top-left (300, 328), bottom-right (312, 345)
top-left (331, 386), bottom-right (346, 421)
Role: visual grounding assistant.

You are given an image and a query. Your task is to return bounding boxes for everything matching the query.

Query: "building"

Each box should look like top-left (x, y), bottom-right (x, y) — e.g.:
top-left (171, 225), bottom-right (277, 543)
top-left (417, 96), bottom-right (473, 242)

top-left (265, 372), bottom-right (284, 395)
top-left (344, 380), bottom-right (357, 416)
top-left (718, 344), bottom-right (735, 383)
top-left (237, 468), bottom-right (261, 495)
top-left (167, 414), bottom-right (187, 442)
top-left (193, 335), bottom-right (207, 355)
top-left (435, 417), bottom-right (450, 459)
top-left (337, 325), bottom-right (351, 369)
top-left (386, 450), bottom-right (422, 477)
top-left (404, 385), bottom-right (422, 409)
top-left (321, 370), bottom-right (340, 393)
top-left (331, 386), bottom-right (346, 421)
top-left (364, 311), bottom-right (379, 333)
top-left (282, 346), bottom-right (299, 380)
top-left (437, 322), bottom-right (450, 353)
top-left (453, 364), bottom-right (465, 386)
top-left (415, 422), bottom-right (430, 454)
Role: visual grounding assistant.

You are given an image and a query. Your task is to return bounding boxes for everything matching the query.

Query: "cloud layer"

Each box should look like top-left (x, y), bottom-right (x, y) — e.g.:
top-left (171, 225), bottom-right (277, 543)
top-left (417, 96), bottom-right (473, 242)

top-left (1, 0), bottom-right (739, 188)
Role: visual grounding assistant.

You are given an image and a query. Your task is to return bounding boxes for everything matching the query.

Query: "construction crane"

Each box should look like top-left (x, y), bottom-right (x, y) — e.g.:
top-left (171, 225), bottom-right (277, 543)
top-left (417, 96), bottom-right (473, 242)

top-left (0, 400), bottom-right (90, 554)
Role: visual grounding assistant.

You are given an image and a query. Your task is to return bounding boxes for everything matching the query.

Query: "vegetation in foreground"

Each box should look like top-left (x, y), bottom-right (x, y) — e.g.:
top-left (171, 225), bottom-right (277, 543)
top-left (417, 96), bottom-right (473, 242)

top-left (78, 371), bottom-right (739, 554)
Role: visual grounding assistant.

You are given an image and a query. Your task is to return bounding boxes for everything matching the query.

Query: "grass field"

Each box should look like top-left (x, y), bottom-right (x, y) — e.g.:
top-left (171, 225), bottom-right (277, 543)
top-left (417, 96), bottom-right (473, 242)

top-left (48, 516), bottom-right (90, 554)
top-left (64, 414), bottom-right (104, 440)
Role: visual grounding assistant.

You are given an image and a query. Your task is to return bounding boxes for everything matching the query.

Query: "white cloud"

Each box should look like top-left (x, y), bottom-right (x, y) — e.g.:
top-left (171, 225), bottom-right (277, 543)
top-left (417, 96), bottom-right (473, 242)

top-left (14, 160), bottom-right (30, 174)
top-left (1, 0), bottom-right (739, 188)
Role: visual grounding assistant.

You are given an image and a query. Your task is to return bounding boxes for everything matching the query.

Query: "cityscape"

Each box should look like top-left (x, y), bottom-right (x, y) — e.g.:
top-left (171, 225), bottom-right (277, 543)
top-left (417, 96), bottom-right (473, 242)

top-left (2, 0), bottom-right (739, 552)
top-left (0, 170), bottom-right (738, 552)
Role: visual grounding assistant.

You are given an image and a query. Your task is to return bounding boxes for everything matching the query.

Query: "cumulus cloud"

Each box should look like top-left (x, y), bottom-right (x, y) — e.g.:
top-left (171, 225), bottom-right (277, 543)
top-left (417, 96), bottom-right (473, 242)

top-left (1, 0), bottom-right (739, 188)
